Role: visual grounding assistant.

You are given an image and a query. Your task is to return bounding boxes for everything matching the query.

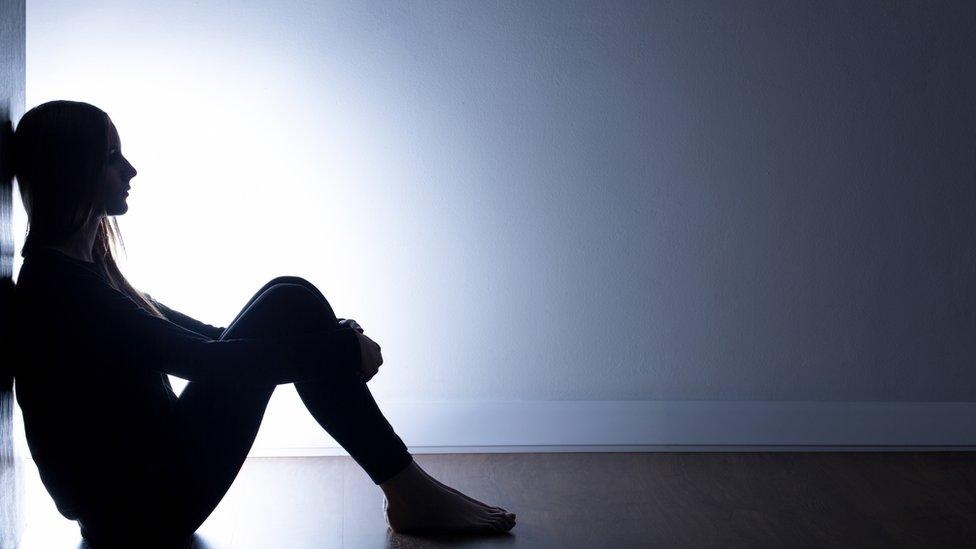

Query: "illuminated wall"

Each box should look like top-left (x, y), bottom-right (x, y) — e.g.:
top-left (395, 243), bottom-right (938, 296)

top-left (14, 1), bottom-right (976, 452)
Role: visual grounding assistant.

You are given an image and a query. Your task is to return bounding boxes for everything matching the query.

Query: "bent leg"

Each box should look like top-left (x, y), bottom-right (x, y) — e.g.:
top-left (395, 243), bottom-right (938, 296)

top-left (169, 280), bottom-right (412, 532)
top-left (219, 277), bottom-right (412, 485)
top-left (260, 283), bottom-right (414, 485)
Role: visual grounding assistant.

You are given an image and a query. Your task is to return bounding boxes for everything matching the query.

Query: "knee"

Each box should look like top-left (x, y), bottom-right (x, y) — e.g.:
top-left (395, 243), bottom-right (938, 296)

top-left (260, 282), bottom-right (318, 307)
top-left (250, 283), bottom-right (338, 328)
top-left (265, 275), bottom-right (316, 292)
top-left (260, 276), bottom-right (328, 305)
top-left (260, 282), bottom-right (337, 320)
top-left (226, 283), bottom-right (335, 339)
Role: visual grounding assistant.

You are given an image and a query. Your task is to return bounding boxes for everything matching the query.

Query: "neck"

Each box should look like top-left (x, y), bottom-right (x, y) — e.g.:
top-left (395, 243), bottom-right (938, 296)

top-left (44, 217), bottom-right (102, 263)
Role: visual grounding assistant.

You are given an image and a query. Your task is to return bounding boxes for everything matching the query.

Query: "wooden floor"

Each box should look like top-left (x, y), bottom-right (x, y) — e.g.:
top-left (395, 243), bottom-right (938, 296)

top-left (17, 451), bottom-right (976, 548)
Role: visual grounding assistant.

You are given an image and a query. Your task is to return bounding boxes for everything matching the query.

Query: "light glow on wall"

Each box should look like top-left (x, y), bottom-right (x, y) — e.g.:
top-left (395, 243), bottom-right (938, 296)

top-left (16, 1), bottom-right (603, 455)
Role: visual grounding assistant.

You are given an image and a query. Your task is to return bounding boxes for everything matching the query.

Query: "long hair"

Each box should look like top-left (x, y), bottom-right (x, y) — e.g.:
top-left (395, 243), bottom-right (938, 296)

top-left (12, 100), bottom-right (164, 318)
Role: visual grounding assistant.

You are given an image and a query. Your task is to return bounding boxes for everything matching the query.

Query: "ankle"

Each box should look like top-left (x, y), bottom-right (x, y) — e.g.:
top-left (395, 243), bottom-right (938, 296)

top-left (380, 460), bottom-right (425, 501)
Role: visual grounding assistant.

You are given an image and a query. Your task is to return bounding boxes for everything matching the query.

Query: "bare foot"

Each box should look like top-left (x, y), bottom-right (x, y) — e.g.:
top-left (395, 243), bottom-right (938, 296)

top-left (380, 460), bottom-right (516, 535)
top-left (414, 462), bottom-right (506, 513)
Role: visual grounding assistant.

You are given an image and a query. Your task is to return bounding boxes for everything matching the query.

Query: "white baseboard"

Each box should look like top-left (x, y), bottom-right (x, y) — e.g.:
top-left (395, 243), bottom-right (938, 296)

top-left (246, 396), bottom-right (976, 457)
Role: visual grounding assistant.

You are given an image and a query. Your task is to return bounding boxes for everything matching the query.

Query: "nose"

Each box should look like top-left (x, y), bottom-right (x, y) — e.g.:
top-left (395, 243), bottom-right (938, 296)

top-left (120, 154), bottom-right (135, 174)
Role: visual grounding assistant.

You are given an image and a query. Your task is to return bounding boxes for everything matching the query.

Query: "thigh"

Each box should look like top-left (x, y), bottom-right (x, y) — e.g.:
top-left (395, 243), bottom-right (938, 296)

top-left (168, 282), bottom-right (336, 531)
top-left (168, 381), bottom-right (274, 530)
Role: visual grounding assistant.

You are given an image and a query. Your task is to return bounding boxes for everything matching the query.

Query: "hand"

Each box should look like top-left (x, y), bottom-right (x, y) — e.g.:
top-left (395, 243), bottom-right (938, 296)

top-left (337, 318), bottom-right (365, 334)
top-left (355, 331), bottom-right (383, 382)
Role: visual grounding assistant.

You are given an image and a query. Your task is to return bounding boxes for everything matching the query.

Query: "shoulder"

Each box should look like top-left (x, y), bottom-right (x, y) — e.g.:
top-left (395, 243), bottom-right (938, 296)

top-left (15, 253), bottom-right (111, 308)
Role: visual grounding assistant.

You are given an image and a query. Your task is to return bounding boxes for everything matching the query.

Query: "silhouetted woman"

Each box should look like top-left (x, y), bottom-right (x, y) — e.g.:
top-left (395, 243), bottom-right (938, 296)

top-left (11, 100), bottom-right (515, 548)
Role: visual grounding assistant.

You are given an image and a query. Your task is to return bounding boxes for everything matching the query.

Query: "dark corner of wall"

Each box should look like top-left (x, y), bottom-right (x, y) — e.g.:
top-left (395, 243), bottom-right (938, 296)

top-left (1, 0), bottom-right (25, 545)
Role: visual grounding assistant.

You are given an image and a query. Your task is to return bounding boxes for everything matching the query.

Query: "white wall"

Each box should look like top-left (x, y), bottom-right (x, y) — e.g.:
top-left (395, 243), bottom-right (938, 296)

top-left (14, 1), bottom-right (976, 452)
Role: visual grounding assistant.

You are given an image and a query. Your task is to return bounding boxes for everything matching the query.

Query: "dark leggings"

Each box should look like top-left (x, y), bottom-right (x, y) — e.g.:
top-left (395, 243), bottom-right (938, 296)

top-left (81, 277), bottom-right (413, 546)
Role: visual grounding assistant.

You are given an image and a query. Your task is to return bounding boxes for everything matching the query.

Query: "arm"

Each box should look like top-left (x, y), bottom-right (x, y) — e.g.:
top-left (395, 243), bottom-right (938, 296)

top-left (144, 292), bottom-right (226, 339)
top-left (70, 273), bottom-right (361, 386)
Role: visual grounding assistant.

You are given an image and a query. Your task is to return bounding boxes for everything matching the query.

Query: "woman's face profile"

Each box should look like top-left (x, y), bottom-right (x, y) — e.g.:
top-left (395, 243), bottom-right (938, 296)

top-left (98, 117), bottom-right (137, 217)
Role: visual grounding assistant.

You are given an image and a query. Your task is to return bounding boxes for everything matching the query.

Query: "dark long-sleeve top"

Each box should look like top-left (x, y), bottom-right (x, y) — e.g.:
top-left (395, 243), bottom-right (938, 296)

top-left (11, 246), bottom-right (361, 520)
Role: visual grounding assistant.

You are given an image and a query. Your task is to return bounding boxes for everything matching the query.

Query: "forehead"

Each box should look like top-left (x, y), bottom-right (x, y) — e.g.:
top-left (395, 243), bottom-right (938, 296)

top-left (106, 118), bottom-right (121, 148)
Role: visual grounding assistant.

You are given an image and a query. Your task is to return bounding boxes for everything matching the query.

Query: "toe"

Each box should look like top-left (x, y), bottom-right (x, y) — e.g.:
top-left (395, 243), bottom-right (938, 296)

top-left (487, 511), bottom-right (511, 528)
top-left (495, 516), bottom-right (514, 532)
